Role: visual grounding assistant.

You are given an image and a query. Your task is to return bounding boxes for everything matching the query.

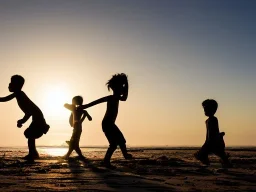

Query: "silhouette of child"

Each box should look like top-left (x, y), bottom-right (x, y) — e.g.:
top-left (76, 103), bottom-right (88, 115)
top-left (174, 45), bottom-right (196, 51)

top-left (63, 96), bottom-right (92, 159)
top-left (194, 99), bottom-right (232, 168)
top-left (78, 73), bottom-right (132, 168)
top-left (0, 75), bottom-right (50, 161)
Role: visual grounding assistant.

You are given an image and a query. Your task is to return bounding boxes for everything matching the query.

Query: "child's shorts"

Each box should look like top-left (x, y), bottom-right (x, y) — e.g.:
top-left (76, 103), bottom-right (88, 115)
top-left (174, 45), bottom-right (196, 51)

top-left (103, 124), bottom-right (126, 147)
top-left (24, 118), bottom-right (50, 139)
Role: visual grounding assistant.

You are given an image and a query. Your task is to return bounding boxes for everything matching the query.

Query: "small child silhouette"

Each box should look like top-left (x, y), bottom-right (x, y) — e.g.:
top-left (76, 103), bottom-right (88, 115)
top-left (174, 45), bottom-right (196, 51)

top-left (194, 99), bottom-right (232, 168)
top-left (63, 96), bottom-right (92, 159)
top-left (78, 73), bottom-right (132, 168)
top-left (0, 75), bottom-right (50, 161)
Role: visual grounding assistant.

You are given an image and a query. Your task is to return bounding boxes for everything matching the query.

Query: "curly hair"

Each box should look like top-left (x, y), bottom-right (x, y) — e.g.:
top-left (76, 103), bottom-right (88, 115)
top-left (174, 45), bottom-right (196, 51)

top-left (106, 73), bottom-right (128, 91)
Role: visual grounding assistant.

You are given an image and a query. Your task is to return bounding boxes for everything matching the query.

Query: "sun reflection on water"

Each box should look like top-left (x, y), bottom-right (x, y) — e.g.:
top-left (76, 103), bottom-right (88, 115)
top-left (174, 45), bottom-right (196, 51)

top-left (39, 147), bottom-right (67, 156)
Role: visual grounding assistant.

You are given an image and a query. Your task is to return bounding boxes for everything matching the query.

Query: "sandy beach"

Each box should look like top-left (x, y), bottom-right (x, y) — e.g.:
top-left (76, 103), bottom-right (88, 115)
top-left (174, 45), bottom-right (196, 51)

top-left (0, 147), bottom-right (255, 192)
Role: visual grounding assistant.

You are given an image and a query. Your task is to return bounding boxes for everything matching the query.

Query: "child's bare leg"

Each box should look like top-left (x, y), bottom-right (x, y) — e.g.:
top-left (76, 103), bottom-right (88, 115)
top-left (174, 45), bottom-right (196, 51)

top-left (24, 128), bottom-right (39, 159)
top-left (64, 129), bottom-right (79, 159)
top-left (28, 139), bottom-right (39, 156)
top-left (215, 150), bottom-right (232, 168)
top-left (103, 145), bottom-right (117, 167)
top-left (64, 148), bottom-right (73, 159)
top-left (28, 138), bottom-right (35, 154)
top-left (63, 141), bottom-right (74, 159)
top-left (220, 154), bottom-right (231, 167)
top-left (119, 143), bottom-right (132, 159)
top-left (112, 125), bottom-right (132, 159)
top-left (24, 138), bottom-right (39, 161)
top-left (195, 143), bottom-right (210, 165)
top-left (75, 147), bottom-right (83, 157)
top-left (73, 135), bottom-right (84, 157)
top-left (74, 142), bottom-right (84, 158)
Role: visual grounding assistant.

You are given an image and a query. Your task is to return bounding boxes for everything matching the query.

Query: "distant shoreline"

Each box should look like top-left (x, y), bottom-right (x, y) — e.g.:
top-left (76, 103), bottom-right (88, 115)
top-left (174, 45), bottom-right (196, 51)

top-left (1, 146), bottom-right (256, 151)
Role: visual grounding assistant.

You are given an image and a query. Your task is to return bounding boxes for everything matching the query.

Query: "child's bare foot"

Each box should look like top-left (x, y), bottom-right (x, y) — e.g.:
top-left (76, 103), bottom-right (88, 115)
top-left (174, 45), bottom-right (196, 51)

top-left (101, 161), bottom-right (116, 169)
top-left (23, 152), bottom-right (39, 160)
top-left (124, 153), bottom-right (133, 160)
top-left (194, 152), bottom-right (210, 165)
top-left (221, 156), bottom-right (233, 168)
top-left (25, 158), bottom-right (35, 164)
top-left (23, 154), bottom-right (35, 163)
top-left (62, 155), bottom-right (69, 160)
top-left (194, 151), bottom-right (200, 160)
top-left (78, 155), bottom-right (86, 160)
top-left (33, 152), bottom-right (40, 159)
top-left (22, 154), bottom-right (31, 160)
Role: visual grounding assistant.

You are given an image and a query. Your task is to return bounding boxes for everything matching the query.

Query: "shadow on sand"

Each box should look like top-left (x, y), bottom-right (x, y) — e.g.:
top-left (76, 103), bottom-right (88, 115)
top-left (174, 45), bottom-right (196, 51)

top-left (66, 156), bottom-right (175, 191)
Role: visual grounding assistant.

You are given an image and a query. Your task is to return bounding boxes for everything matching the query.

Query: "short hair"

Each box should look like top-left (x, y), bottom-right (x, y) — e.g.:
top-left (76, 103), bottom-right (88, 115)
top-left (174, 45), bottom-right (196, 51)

top-left (106, 73), bottom-right (128, 91)
top-left (72, 96), bottom-right (83, 105)
top-left (11, 75), bottom-right (25, 89)
top-left (202, 99), bottom-right (218, 114)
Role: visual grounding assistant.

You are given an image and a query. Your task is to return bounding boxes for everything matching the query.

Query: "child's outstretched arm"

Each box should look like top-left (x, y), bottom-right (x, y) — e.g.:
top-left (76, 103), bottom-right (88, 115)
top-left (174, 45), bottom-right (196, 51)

top-left (120, 81), bottom-right (129, 101)
top-left (79, 96), bottom-right (110, 109)
top-left (0, 93), bottom-right (15, 102)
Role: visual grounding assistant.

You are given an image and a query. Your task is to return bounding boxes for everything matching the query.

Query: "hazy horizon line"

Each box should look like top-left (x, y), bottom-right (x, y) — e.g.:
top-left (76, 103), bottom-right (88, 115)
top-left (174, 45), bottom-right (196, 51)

top-left (1, 145), bottom-right (256, 149)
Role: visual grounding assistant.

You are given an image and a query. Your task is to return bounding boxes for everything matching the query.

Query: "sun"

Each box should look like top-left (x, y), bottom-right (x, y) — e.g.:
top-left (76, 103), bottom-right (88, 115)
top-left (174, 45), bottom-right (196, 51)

top-left (41, 85), bottom-right (72, 118)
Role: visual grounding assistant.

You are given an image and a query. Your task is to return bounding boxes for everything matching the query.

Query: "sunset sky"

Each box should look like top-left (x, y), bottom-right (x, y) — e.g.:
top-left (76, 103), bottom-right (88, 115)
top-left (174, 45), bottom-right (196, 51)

top-left (0, 0), bottom-right (255, 147)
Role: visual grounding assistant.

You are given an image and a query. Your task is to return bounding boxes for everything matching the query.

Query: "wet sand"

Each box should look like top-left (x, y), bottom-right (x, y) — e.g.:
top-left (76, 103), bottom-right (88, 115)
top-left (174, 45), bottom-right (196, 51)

top-left (0, 147), bottom-right (255, 191)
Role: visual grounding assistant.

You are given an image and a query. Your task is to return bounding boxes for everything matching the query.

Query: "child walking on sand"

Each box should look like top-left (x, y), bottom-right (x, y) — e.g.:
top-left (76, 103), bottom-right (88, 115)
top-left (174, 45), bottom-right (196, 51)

top-left (78, 73), bottom-right (132, 168)
top-left (0, 75), bottom-right (50, 161)
top-left (194, 99), bottom-right (232, 168)
top-left (63, 96), bottom-right (92, 159)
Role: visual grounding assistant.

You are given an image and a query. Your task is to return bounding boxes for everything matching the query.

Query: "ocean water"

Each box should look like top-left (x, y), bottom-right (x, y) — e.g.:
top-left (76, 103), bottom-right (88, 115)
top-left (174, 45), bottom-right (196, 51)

top-left (0, 146), bottom-right (107, 159)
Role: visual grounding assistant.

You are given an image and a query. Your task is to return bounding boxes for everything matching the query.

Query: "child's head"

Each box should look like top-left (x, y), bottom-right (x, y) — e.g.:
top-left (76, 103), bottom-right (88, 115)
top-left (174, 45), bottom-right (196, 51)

top-left (72, 96), bottom-right (83, 106)
top-left (106, 73), bottom-right (128, 94)
top-left (8, 75), bottom-right (25, 92)
top-left (202, 99), bottom-right (218, 117)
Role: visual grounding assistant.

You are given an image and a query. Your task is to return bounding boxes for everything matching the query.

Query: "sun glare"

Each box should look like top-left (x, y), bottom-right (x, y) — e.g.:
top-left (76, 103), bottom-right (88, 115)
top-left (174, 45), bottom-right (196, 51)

top-left (41, 85), bottom-right (72, 118)
top-left (39, 147), bottom-right (67, 156)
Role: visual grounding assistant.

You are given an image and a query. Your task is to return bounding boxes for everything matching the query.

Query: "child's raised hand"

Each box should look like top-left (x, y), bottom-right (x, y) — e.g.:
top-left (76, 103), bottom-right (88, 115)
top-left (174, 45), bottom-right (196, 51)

top-left (17, 119), bottom-right (23, 128)
top-left (88, 115), bottom-right (92, 121)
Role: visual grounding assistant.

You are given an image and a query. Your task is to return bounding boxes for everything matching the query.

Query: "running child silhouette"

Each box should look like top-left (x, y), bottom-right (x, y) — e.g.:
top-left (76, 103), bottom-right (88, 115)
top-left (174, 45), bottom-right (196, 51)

top-left (0, 75), bottom-right (50, 161)
top-left (78, 73), bottom-right (132, 168)
top-left (194, 99), bottom-right (232, 168)
top-left (63, 96), bottom-right (92, 159)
